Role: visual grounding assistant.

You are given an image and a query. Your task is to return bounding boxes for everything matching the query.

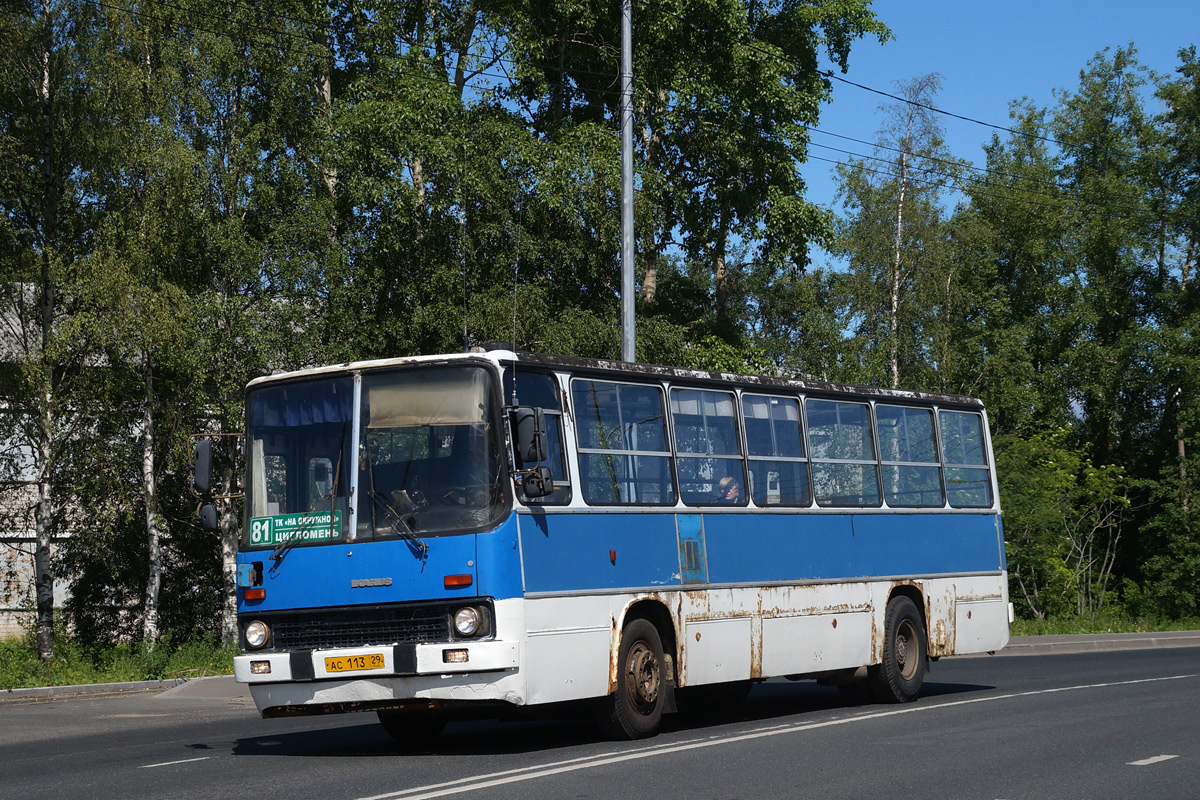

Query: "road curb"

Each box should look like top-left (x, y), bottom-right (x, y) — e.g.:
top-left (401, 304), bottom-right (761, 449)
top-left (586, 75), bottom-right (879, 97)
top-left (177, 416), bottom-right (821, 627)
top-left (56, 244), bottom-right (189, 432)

top-left (998, 630), bottom-right (1200, 656)
top-left (1, 677), bottom-right (186, 702)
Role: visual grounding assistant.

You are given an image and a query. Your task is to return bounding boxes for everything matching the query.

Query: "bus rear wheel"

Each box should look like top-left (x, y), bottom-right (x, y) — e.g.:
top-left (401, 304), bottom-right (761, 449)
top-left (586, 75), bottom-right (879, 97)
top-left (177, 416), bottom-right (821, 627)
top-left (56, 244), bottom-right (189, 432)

top-left (594, 618), bottom-right (666, 740)
top-left (870, 595), bottom-right (927, 703)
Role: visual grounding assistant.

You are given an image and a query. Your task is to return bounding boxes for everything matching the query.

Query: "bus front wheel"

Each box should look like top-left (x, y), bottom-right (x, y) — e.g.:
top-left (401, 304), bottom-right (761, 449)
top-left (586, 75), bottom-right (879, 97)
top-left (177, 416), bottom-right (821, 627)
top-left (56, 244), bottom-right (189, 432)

top-left (595, 618), bottom-right (666, 740)
top-left (870, 595), bottom-right (927, 703)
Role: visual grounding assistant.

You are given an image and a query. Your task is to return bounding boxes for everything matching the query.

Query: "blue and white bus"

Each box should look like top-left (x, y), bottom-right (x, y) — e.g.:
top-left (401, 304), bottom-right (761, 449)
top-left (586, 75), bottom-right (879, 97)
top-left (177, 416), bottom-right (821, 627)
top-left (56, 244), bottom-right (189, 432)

top-left (212, 348), bottom-right (1010, 741)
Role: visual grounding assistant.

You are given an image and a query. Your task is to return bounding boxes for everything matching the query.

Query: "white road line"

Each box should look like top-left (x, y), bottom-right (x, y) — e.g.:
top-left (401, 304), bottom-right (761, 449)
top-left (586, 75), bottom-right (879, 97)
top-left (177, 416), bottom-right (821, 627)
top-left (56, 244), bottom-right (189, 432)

top-left (1128, 755), bottom-right (1179, 766)
top-left (139, 756), bottom-right (212, 769)
top-left (356, 673), bottom-right (1197, 800)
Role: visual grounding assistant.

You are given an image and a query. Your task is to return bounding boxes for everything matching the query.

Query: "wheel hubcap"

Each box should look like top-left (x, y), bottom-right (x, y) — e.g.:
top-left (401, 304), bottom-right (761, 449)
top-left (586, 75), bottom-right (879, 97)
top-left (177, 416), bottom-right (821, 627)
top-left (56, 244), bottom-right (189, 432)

top-left (896, 620), bottom-right (917, 680)
top-left (625, 641), bottom-right (660, 713)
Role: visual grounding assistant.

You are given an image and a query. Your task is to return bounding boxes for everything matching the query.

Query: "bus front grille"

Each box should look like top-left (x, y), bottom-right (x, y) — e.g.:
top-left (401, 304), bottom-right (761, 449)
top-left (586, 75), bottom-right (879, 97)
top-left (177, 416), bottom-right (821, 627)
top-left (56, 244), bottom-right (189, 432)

top-left (255, 604), bottom-right (453, 652)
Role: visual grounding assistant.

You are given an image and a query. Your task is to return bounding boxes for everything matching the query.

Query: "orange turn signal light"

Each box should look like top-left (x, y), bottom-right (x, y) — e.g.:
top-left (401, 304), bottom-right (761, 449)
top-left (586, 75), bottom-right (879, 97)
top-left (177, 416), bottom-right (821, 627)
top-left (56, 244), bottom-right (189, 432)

top-left (243, 588), bottom-right (266, 601)
top-left (444, 574), bottom-right (473, 588)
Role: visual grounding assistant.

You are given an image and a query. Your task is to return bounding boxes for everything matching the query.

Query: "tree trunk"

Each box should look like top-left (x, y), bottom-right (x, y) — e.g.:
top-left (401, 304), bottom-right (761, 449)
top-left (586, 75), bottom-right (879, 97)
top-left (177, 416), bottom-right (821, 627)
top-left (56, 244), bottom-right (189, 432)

top-left (889, 139), bottom-right (909, 390)
top-left (219, 451), bottom-right (239, 644)
top-left (714, 212), bottom-right (730, 321)
top-left (34, 0), bottom-right (56, 663)
top-left (641, 247), bottom-right (658, 305)
top-left (141, 352), bottom-right (162, 645)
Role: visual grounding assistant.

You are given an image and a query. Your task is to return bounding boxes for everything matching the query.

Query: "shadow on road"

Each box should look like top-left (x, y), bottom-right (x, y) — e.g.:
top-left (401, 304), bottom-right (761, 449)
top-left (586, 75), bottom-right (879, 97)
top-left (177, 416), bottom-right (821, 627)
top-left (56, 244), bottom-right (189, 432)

top-left (230, 678), bottom-right (996, 759)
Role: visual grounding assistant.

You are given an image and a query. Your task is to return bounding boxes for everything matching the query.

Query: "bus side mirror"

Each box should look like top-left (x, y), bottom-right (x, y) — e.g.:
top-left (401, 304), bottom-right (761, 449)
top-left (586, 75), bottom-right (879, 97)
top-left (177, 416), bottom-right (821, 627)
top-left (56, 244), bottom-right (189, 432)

top-left (197, 502), bottom-right (219, 532)
top-left (510, 407), bottom-right (547, 464)
top-left (193, 438), bottom-right (213, 495)
top-left (522, 466), bottom-right (554, 499)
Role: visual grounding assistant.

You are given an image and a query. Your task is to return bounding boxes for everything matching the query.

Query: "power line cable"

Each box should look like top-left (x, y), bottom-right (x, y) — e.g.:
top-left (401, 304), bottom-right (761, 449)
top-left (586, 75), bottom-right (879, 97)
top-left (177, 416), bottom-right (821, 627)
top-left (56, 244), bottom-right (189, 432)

top-left (633, 0), bottom-right (1178, 171)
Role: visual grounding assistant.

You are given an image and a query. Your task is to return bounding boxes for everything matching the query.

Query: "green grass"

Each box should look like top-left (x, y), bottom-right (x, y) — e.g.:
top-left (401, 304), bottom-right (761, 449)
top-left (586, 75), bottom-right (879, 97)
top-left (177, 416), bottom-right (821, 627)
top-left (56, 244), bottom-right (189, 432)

top-left (1010, 615), bottom-right (1200, 636)
top-left (0, 632), bottom-right (236, 691)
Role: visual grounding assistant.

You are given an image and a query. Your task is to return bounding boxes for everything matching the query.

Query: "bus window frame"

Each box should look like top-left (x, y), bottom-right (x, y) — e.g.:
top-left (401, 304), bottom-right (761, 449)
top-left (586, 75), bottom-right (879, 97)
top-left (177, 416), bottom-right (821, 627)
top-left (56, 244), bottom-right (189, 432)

top-left (669, 385), bottom-right (747, 508)
top-left (874, 402), bottom-right (946, 509)
top-left (740, 390), bottom-right (813, 509)
top-left (937, 408), bottom-right (994, 509)
top-left (570, 376), bottom-right (677, 507)
top-left (805, 396), bottom-right (883, 509)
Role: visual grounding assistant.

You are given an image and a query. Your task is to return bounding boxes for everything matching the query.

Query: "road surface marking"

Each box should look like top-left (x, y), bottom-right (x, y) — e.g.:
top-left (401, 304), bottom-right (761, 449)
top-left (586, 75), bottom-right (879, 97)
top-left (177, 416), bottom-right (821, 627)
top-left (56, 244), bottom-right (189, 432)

top-left (140, 756), bottom-right (212, 769)
top-left (356, 673), bottom-right (1197, 800)
top-left (1128, 755), bottom-right (1178, 766)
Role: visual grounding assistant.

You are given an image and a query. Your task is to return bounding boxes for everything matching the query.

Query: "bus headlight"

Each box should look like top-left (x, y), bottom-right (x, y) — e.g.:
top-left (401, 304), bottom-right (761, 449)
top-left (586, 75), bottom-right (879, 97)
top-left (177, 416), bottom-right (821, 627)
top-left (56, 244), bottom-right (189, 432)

top-left (453, 606), bottom-right (489, 637)
top-left (244, 620), bottom-right (270, 649)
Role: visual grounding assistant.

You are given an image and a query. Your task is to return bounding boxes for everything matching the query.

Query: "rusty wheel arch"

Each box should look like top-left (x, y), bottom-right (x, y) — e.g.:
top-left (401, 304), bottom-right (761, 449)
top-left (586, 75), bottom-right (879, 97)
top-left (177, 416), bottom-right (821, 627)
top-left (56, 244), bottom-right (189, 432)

top-left (886, 583), bottom-right (930, 655)
top-left (610, 596), bottom-right (680, 693)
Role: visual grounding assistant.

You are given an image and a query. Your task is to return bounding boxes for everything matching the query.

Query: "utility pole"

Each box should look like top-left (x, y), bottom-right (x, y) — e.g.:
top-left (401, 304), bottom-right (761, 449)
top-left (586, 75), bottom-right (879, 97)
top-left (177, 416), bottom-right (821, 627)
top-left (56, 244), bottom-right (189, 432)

top-left (619, 0), bottom-right (635, 362)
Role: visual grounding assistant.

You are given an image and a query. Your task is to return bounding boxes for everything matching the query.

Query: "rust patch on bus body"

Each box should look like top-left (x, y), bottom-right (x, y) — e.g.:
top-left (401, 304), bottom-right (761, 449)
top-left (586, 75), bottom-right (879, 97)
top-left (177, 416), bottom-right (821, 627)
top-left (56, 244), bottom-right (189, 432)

top-left (926, 583), bottom-right (955, 657)
top-left (607, 612), bottom-right (620, 694)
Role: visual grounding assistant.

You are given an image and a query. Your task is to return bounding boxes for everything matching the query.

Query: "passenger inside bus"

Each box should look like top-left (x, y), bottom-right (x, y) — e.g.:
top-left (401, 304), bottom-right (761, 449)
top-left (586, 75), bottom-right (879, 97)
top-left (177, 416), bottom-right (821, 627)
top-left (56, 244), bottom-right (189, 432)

top-left (716, 476), bottom-right (741, 503)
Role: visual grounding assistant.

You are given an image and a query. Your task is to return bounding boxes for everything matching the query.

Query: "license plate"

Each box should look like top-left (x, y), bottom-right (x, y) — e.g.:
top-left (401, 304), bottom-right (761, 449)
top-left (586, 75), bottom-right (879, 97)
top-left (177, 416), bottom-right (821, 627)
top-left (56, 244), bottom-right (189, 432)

top-left (324, 653), bottom-right (386, 673)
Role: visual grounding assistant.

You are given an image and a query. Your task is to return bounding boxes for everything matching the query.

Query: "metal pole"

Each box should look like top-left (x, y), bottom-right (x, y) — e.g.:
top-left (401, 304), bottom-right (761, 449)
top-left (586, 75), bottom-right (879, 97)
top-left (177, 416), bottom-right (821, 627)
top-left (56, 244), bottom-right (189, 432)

top-left (620, 0), bottom-right (636, 363)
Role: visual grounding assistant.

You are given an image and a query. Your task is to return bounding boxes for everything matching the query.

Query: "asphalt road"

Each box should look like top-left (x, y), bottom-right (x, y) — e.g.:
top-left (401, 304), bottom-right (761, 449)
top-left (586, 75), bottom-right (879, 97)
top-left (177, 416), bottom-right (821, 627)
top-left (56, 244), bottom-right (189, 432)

top-left (1, 646), bottom-right (1197, 800)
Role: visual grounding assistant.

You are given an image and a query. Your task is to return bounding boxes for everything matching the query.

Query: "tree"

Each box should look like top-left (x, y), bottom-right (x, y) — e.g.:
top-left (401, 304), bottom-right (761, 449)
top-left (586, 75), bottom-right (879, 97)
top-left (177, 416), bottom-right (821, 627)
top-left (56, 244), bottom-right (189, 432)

top-left (833, 74), bottom-right (967, 390)
top-left (0, 0), bottom-right (109, 660)
top-left (999, 430), bottom-right (1131, 619)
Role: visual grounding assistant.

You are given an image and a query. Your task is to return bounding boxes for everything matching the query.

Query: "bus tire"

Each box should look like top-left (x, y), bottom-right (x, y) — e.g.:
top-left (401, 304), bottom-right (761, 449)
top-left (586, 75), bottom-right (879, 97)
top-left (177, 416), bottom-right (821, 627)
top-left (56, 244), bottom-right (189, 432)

top-left (870, 595), bottom-right (927, 703)
top-left (595, 618), bottom-right (666, 740)
top-left (377, 710), bottom-right (446, 748)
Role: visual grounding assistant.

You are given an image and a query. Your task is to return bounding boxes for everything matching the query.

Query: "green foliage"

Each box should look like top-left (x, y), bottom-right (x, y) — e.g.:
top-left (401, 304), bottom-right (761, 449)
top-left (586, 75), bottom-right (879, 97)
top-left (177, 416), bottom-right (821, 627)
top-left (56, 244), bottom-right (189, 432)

top-left (1010, 613), bottom-right (1200, 637)
top-left (998, 429), bottom-right (1132, 620)
top-left (0, 625), bottom-right (234, 691)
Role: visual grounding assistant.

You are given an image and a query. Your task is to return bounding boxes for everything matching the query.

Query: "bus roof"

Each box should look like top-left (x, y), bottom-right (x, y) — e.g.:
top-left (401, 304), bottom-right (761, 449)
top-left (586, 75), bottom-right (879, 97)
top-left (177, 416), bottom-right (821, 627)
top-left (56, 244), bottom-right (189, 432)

top-left (247, 348), bottom-right (985, 409)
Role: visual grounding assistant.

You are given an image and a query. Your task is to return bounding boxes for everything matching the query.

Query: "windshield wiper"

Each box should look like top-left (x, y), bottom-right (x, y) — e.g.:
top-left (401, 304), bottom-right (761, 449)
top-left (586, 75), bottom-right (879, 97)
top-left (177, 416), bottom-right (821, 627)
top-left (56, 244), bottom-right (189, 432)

top-left (369, 488), bottom-right (428, 556)
top-left (269, 511), bottom-right (323, 564)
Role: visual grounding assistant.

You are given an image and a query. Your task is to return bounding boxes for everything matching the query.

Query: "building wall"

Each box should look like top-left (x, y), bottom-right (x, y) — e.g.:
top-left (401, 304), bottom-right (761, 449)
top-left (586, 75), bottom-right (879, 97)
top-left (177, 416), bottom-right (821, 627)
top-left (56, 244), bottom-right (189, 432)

top-left (1, 532), bottom-right (70, 640)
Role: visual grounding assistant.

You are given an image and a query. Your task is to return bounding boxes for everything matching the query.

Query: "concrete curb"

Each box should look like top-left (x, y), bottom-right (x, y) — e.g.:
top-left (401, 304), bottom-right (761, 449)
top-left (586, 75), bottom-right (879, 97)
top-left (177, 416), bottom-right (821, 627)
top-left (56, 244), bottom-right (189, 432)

top-left (1, 677), bottom-right (186, 702)
top-left (998, 630), bottom-right (1200, 656)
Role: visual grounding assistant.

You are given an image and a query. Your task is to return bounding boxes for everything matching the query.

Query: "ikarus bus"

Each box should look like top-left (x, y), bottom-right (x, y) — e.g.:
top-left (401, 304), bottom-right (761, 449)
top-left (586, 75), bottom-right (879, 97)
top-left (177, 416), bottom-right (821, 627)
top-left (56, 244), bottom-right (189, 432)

top-left (193, 348), bottom-right (1011, 742)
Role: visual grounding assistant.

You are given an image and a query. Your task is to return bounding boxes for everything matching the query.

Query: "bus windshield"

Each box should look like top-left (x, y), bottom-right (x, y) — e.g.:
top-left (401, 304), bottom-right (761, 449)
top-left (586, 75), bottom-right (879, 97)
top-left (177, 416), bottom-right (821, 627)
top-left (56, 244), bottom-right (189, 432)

top-left (357, 365), bottom-right (508, 540)
top-left (243, 364), bottom-right (508, 551)
top-left (246, 377), bottom-right (354, 548)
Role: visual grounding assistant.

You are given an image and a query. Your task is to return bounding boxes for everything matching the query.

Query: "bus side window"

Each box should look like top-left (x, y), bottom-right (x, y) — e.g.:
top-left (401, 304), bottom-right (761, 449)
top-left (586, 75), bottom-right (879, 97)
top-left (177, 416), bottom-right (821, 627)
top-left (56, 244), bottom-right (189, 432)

top-left (670, 388), bottom-right (745, 507)
top-left (742, 393), bottom-right (810, 507)
top-left (876, 404), bottom-right (943, 508)
top-left (572, 379), bottom-right (675, 506)
top-left (806, 398), bottom-right (881, 507)
top-left (506, 370), bottom-right (571, 504)
top-left (939, 410), bottom-right (993, 508)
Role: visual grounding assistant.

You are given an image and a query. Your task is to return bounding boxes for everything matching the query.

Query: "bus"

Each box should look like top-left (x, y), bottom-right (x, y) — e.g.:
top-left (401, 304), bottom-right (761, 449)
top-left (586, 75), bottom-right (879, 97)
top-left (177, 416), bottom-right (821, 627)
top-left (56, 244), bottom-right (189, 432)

top-left (195, 348), bottom-right (1010, 741)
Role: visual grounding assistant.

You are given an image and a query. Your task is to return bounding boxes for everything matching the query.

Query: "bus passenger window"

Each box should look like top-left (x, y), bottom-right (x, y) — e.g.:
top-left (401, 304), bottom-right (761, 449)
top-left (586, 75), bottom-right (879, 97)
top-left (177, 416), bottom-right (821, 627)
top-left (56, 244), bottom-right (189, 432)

top-left (572, 379), bottom-right (675, 505)
top-left (806, 398), bottom-right (881, 507)
top-left (742, 394), bottom-right (810, 507)
top-left (939, 410), bottom-right (993, 508)
top-left (506, 370), bottom-right (571, 504)
top-left (876, 404), bottom-right (943, 507)
top-left (671, 388), bottom-right (745, 507)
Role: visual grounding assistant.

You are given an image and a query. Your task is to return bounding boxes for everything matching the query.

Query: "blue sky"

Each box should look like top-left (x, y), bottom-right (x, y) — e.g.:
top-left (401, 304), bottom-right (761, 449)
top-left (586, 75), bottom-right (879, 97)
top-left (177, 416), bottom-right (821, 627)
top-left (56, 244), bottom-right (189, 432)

top-left (800, 0), bottom-right (1200, 267)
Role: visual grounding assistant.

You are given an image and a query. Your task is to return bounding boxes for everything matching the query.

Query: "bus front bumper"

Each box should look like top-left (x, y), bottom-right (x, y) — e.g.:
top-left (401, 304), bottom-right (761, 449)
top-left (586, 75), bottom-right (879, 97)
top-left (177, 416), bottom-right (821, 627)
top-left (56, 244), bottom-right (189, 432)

top-left (234, 640), bottom-right (520, 684)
